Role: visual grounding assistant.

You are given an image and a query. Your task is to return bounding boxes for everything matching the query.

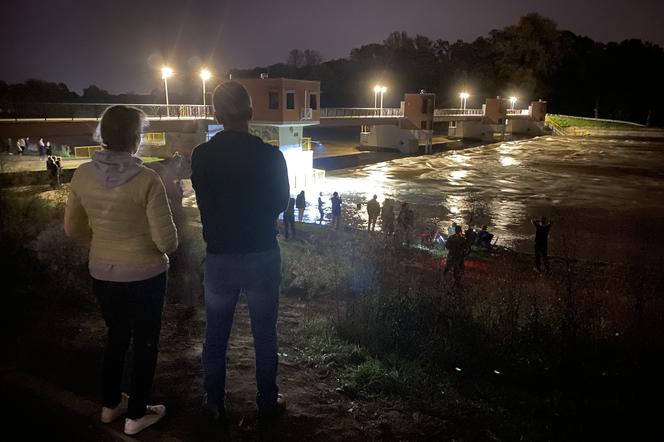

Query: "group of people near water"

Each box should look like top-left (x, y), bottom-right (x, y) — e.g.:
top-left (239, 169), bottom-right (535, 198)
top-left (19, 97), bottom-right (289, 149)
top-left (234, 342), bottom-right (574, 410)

top-left (60, 80), bottom-right (554, 436)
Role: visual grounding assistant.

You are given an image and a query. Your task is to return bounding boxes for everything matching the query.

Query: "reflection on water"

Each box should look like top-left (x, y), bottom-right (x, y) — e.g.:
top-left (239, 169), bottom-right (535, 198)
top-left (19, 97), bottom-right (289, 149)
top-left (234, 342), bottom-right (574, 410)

top-left (319, 136), bottom-right (664, 262)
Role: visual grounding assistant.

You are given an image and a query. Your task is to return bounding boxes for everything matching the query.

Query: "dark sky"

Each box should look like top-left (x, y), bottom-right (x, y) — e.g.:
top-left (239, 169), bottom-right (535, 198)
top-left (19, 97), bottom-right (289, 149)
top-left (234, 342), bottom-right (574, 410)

top-left (2, 0), bottom-right (663, 94)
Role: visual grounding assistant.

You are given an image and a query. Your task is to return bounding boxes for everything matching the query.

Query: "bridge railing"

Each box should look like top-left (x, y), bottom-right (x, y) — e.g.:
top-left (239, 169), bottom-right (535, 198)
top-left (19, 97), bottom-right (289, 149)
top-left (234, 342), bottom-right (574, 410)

top-left (320, 107), bottom-right (403, 118)
top-left (433, 108), bottom-right (484, 117)
top-left (507, 109), bottom-right (530, 116)
top-left (0, 102), bottom-right (214, 120)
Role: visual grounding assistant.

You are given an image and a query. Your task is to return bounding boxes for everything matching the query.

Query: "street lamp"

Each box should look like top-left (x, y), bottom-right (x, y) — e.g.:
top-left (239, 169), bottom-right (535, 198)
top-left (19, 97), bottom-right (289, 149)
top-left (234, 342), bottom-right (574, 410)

top-left (161, 66), bottom-right (173, 117)
top-left (459, 92), bottom-right (470, 110)
top-left (380, 86), bottom-right (387, 115)
top-left (200, 68), bottom-right (212, 114)
top-left (509, 96), bottom-right (517, 110)
top-left (373, 85), bottom-right (381, 109)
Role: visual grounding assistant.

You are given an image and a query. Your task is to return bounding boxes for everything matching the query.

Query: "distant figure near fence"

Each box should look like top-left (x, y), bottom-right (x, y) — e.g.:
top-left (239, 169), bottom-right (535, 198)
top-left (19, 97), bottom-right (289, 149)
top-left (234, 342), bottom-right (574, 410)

top-left (296, 190), bottom-right (306, 222)
top-left (532, 216), bottom-right (552, 272)
top-left (317, 192), bottom-right (325, 224)
top-left (366, 195), bottom-right (381, 231)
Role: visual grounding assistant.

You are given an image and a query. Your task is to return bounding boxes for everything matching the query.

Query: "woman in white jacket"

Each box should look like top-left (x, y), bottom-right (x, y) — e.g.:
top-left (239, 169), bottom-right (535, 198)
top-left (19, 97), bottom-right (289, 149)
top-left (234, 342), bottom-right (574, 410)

top-left (64, 105), bottom-right (178, 435)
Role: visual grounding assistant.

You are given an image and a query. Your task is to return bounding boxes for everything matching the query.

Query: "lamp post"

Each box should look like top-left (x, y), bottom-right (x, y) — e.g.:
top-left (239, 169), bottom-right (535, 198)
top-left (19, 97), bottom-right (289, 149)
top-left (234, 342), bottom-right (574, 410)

top-left (161, 66), bottom-right (173, 117)
top-left (509, 96), bottom-right (517, 110)
top-left (373, 85), bottom-right (381, 110)
top-left (200, 68), bottom-right (212, 116)
top-left (380, 86), bottom-right (387, 116)
top-left (459, 92), bottom-right (470, 111)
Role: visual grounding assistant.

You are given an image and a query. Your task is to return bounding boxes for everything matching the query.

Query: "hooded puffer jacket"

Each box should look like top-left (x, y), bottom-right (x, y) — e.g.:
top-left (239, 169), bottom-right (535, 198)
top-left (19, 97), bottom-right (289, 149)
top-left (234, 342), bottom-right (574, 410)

top-left (64, 150), bottom-right (178, 282)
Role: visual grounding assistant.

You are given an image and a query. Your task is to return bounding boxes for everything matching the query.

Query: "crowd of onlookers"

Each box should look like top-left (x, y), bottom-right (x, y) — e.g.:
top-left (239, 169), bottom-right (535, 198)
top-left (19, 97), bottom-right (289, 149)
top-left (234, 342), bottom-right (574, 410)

top-left (281, 191), bottom-right (553, 285)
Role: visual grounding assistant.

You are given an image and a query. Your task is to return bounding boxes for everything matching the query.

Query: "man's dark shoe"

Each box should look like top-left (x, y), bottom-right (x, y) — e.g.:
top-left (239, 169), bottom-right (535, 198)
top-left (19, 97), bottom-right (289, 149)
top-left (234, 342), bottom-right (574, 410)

top-left (257, 394), bottom-right (286, 419)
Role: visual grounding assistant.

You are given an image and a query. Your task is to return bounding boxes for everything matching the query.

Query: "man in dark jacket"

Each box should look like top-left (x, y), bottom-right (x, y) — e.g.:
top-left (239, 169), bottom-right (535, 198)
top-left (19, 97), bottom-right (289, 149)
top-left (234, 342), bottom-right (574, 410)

top-left (191, 81), bottom-right (290, 421)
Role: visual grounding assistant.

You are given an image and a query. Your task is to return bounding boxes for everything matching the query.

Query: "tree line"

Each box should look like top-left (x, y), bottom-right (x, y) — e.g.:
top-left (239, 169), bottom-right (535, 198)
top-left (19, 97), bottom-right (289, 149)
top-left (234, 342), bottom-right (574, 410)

top-left (1, 14), bottom-right (663, 125)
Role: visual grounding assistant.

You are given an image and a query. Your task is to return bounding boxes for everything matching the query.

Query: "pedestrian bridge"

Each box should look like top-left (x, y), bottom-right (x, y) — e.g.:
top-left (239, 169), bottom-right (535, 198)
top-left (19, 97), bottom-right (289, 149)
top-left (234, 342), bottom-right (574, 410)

top-left (0, 102), bottom-right (534, 137)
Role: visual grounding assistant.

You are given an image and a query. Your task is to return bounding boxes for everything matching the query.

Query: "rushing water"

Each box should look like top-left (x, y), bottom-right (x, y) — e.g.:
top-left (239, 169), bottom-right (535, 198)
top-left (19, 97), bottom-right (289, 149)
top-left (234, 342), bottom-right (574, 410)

top-left (183, 136), bottom-right (664, 264)
top-left (312, 136), bottom-right (664, 263)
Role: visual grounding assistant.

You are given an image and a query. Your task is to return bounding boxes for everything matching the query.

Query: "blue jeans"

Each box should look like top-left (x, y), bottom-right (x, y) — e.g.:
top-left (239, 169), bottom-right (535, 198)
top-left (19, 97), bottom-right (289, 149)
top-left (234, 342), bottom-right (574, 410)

top-left (203, 247), bottom-right (281, 409)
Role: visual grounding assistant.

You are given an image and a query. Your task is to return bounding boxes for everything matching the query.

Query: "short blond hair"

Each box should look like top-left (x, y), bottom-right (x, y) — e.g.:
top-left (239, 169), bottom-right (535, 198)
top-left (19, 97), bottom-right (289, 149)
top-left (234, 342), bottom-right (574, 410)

top-left (95, 105), bottom-right (148, 150)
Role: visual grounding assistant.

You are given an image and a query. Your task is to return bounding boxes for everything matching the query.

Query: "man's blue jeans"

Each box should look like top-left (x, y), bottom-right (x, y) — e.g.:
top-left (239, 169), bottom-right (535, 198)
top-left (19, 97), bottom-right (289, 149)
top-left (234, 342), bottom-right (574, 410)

top-left (203, 247), bottom-right (281, 409)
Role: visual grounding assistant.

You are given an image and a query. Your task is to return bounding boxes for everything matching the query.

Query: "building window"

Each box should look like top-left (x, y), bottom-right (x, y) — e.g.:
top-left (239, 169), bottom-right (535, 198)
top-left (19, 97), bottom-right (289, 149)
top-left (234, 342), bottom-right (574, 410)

top-left (309, 94), bottom-right (318, 110)
top-left (421, 120), bottom-right (428, 129)
top-left (286, 92), bottom-right (295, 110)
top-left (421, 98), bottom-right (430, 114)
top-left (269, 92), bottom-right (279, 109)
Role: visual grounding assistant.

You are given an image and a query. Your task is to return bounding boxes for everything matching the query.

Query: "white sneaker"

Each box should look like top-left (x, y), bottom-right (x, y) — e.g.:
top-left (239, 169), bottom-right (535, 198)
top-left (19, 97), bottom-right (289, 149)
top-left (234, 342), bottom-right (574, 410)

top-left (124, 405), bottom-right (166, 435)
top-left (100, 393), bottom-right (129, 423)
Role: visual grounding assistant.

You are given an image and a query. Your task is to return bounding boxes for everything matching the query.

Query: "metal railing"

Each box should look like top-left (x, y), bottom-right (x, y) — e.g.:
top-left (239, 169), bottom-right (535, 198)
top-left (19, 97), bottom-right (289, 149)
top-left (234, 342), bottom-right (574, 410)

top-left (506, 109), bottom-right (530, 116)
top-left (0, 102), bottom-right (214, 120)
top-left (320, 107), bottom-right (403, 118)
top-left (433, 108), bottom-right (484, 117)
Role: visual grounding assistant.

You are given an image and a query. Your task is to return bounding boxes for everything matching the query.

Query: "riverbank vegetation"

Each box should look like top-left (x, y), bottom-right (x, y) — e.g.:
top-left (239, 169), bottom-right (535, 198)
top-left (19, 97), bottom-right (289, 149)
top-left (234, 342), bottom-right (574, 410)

top-left (2, 186), bottom-right (662, 440)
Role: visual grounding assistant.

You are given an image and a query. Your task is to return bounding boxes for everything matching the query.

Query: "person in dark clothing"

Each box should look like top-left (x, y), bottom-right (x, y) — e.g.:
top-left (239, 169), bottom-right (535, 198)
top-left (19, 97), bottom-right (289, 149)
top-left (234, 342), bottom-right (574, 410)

top-left (532, 216), bottom-right (552, 272)
top-left (191, 81), bottom-right (290, 421)
top-left (366, 195), bottom-right (381, 232)
top-left (317, 192), bottom-right (325, 224)
top-left (381, 199), bottom-right (395, 236)
top-left (295, 191), bottom-right (305, 222)
top-left (46, 155), bottom-right (62, 188)
top-left (445, 225), bottom-right (467, 286)
top-left (464, 226), bottom-right (477, 253)
top-left (283, 197), bottom-right (296, 238)
top-left (397, 202), bottom-right (414, 245)
top-left (477, 225), bottom-right (494, 250)
top-left (330, 192), bottom-right (342, 229)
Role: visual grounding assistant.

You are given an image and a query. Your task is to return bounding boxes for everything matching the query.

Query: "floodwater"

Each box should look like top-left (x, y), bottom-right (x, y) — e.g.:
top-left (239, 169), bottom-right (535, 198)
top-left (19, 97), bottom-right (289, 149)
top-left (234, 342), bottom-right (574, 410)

top-left (309, 136), bottom-right (664, 263)
top-left (183, 136), bottom-right (664, 264)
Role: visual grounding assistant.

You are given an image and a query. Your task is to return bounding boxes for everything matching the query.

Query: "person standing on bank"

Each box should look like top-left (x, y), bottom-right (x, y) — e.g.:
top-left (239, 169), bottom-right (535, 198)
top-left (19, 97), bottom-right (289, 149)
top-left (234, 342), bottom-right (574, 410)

top-left (366, 195), bottom-right (381, 232)
top-left (191, 81), bottom-right (290, 422)
top-left (295, 190), bottom-right (306, 222)
top-left (330, 191), bottom-right (342, 230)
top-left (444, 225), bottom-right (467, 286)
top-left (532, 216), bottom-right (552, 272)
top-left (317, 192), bottom-right (325, 224)
top-left (64, 105), bottom-right (178, 435)
top-left (283, 196), bottom-right (296, 239)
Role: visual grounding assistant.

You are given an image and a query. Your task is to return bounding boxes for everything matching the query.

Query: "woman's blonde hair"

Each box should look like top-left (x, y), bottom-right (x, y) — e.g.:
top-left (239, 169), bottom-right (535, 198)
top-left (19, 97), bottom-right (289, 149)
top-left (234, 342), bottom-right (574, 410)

top-left (95, 105), bottom-right (148, 150)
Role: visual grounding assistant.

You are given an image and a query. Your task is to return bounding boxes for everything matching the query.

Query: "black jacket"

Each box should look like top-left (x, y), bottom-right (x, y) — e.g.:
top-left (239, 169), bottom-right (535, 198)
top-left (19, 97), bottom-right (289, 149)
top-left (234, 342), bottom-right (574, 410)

top-left (191, 130), bottom-right (290, 253)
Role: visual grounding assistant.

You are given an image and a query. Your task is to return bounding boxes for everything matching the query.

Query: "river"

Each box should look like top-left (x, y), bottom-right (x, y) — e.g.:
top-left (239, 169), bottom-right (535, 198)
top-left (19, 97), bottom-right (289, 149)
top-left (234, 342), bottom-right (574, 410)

top-left (306, 136), bottom-right (664, 264)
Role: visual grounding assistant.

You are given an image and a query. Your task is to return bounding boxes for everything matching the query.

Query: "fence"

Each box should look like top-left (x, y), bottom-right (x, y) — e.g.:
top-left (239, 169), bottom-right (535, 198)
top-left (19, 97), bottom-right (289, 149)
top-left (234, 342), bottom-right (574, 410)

top-left (320, 108), bottom-right (403, 118)
top-left (0, 102), bottom-right (213, 120)
top-left (74, 145), bottom-right (102, 158)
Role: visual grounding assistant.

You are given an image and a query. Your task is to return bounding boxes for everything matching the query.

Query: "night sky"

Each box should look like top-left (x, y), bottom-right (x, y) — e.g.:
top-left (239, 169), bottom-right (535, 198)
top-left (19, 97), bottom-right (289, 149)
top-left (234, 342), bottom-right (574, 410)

top-left (1, 0), bottom-right (663, 94)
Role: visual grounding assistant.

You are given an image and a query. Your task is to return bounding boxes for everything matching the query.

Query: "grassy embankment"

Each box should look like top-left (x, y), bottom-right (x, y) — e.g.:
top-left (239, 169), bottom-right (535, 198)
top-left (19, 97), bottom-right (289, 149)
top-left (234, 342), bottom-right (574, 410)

top-left (546, 114), bottom-right (646, 129)
top-left (2, 186), bottom-right (663, 439)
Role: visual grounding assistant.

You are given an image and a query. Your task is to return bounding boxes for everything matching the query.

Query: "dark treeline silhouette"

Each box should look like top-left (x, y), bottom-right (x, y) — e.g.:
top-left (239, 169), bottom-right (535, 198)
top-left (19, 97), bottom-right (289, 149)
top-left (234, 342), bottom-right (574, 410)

top-left (232, 14), bottom-right (664, 126)
top-left (0, 79), bottom-right (159, 104)
top-left (1, 14), bottom-right (663, 125)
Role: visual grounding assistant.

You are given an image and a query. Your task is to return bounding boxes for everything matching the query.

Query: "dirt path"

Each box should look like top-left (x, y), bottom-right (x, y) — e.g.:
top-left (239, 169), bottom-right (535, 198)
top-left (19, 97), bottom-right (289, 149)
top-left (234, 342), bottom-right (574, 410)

top-left (8, 296), bottom-right (373, 441)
